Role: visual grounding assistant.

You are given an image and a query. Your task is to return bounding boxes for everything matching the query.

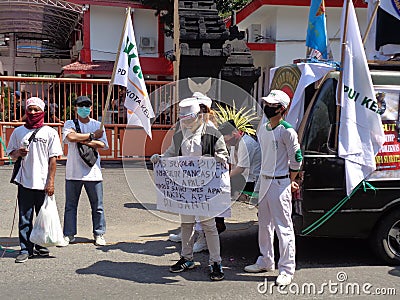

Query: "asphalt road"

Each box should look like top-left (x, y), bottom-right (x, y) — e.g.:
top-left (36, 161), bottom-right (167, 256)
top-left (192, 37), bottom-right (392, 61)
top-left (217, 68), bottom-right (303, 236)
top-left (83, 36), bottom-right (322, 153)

top-left (0, 163), bottom-right (399, 299)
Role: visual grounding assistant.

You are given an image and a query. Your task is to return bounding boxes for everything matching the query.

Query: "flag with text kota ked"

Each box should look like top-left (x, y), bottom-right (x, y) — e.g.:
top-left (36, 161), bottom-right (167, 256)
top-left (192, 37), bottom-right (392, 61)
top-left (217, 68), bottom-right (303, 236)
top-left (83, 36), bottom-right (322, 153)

top-left (338, 0), bottom-right (385, 195)
top-left (112, 12), bottom-right (154, 138)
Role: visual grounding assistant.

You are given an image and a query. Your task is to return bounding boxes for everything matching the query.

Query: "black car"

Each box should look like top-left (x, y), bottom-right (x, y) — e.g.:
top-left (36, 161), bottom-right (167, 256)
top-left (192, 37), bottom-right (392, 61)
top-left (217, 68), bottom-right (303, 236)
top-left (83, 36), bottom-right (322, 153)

top-left (272, 64), bottom-right (400, 265)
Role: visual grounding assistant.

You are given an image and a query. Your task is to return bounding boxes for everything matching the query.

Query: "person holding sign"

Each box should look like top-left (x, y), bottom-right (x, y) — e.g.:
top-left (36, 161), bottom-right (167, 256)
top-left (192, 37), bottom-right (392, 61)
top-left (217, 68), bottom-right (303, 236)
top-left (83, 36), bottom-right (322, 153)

top-left (151, 98), bottom-right (229, 281)
top-left (168, 92), bottom-right (227, 253)
top-left (244, 90), bottom-right (302, 287)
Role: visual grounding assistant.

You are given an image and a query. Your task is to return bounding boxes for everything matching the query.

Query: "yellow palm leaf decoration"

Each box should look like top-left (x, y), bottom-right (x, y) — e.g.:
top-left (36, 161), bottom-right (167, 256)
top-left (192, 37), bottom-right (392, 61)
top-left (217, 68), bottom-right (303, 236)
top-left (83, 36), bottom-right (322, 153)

top-left (215, 101), bottom-right (258, 136)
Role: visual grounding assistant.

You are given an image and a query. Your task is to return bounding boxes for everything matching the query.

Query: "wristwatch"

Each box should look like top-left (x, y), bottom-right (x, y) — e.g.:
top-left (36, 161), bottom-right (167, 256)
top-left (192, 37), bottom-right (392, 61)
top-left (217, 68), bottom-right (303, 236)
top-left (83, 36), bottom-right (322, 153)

top-left (89, 132), bottom-right (95, 141)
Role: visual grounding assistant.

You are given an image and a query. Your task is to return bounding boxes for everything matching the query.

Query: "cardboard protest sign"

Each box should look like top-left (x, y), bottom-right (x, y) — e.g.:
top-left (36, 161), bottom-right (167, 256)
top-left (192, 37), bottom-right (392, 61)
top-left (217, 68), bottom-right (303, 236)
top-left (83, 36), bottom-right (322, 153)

top-left (154, 156), bottom-right (231, 217)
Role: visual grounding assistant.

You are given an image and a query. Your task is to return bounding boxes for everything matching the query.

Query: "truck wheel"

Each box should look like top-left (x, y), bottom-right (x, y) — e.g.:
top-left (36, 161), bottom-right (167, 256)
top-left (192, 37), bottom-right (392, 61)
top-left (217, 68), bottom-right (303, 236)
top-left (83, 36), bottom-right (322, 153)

top-left (370, 209), bottom-right (400, 265)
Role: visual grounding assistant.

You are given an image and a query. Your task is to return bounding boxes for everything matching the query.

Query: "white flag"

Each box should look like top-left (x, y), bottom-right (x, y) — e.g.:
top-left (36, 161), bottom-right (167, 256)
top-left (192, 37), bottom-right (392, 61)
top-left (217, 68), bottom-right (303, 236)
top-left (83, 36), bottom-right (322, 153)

top-left (380, 0), bottom-right (400, 20)
top-left (112, 12), bottom-right (154, 138)
top-left (365, 0), bottom-right (400, 60)
top-left (366, 0), bottom-right (400, 20)
top-left (338, 0), bottom-right (385, 195)
top-left (286, 63), bottom-right (334, 130)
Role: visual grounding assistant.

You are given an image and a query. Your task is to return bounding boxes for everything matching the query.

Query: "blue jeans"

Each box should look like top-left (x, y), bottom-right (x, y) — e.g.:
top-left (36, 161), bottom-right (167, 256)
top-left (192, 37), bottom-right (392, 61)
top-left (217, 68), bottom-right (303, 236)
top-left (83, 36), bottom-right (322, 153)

top-left (63, 180), bottom-right (106, 237)
top-left (17, 185), bottom-right (47, 255)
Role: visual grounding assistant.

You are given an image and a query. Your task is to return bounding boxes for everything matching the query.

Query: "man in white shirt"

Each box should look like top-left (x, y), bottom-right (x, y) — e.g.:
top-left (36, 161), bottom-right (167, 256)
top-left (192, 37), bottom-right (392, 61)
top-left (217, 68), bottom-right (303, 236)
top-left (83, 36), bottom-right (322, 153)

top-left (244, 90), bottom-right (303, 286)
top-left (7, 97), bottom-right (63, 263)
top-left (218, 119), bottom-right (261, 199)
top-left (62, 96), bottom-right (109, 246)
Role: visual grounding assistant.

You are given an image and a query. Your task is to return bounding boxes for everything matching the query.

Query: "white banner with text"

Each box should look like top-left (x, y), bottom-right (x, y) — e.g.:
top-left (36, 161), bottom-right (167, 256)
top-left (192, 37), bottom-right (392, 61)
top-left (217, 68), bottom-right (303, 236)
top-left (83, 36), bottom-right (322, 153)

top-left (154, 156), bottom-right (231, 217)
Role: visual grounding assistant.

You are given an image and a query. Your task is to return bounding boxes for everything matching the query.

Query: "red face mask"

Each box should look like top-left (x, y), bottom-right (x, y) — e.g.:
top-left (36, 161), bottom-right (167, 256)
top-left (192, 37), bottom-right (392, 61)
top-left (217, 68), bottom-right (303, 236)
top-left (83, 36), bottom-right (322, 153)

top-left (25, 111), bottom-right (45, 129)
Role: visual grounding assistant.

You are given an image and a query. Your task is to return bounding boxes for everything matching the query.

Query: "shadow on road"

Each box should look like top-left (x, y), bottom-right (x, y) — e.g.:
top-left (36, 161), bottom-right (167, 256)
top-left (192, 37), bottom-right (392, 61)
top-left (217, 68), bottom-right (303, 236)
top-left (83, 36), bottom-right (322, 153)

top-left (96, 222), bottom-right (388, 269)
top-left (75, 258), bottom-right (274, 284)
top-left (388, 267), bottom-right (400, 277)
top-left (77, 260), bottom-right (181, 284)
top-left (96, 240), bottom-right (179, 257)
top-left (74, 223), bottom-right (398, 284)
top-left (124, 202), bottom-right (157, 210)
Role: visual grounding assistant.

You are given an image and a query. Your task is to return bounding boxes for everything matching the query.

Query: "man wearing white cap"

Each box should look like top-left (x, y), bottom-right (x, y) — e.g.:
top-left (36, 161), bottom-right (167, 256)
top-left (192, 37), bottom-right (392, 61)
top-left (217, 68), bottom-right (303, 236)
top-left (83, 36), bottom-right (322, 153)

top-left (150, 98), bottom-right (229, 281)
top-left (244, 90), bottom-right (303, 286)
top-left (7, 97), bottom-right (63, 263)
top-left (168, 92), bottom-right (225, 253)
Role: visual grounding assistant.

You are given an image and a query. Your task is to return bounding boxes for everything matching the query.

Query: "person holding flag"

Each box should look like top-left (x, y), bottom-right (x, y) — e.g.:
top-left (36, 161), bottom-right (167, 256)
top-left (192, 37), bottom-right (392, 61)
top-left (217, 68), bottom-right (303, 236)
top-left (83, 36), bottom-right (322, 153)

top-left (62, 96), bottom-right (109, 247)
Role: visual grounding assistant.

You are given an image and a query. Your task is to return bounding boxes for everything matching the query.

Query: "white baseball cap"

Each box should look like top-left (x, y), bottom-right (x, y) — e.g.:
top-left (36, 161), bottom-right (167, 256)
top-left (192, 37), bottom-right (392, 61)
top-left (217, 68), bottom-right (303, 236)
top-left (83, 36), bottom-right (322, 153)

top-left (179, 98), bottom-right (200, 119)
top-left (26, 97), bottom-right (45, 111)
top-left (192, 92), bottom-right (212, 108)
top-left (261, 90), bottom-right (291, 108)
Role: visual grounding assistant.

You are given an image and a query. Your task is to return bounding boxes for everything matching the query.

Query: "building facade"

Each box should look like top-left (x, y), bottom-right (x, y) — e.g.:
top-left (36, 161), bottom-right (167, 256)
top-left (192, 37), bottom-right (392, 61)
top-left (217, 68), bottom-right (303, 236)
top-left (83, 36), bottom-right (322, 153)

top-left (231, 0), bottom-right (368, 95)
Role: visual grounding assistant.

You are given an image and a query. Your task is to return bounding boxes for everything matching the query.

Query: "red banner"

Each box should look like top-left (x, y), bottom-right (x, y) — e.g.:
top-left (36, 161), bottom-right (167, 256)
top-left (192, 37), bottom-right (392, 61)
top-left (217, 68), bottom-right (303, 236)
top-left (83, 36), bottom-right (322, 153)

top-left (375, 121), bottom-right (400, 171)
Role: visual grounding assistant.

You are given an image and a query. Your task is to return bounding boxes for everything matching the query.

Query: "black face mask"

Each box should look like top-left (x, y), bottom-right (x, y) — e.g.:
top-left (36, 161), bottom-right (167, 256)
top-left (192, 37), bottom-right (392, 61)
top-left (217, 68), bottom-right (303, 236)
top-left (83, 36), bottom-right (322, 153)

top-left (263, 105), bottom-right (281, 119)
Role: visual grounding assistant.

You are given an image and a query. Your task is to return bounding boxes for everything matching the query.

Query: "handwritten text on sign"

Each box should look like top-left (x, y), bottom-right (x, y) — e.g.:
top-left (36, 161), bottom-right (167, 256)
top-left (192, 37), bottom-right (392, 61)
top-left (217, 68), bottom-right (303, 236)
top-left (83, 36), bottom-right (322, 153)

top-left (154, 156), bottom-right (231, 217)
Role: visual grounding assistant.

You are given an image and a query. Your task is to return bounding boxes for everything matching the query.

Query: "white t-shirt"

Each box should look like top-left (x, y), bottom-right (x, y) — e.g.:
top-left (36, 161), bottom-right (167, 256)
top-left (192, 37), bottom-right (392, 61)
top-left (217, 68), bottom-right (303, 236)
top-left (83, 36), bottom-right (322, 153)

top-left (231, 134), bottom-right (261, 182)
top-left (63, 119), bottom-right (109, 181)
top-left (257, 120), bottom-right (302, 177)
top-left (7, 125), bottom-right (63, 190)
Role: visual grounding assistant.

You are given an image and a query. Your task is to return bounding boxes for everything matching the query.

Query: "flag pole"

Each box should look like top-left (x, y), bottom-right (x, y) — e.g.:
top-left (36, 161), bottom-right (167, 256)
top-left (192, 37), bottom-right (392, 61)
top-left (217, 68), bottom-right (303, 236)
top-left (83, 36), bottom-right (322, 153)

top-left (335, 0), bottom-right (351, 149)
top-left (100, 7), bottom-right (131, 130)
top-left (173, 0), bottom-right (180, 113)
top-left (362, 0), bottom-right (380, 45)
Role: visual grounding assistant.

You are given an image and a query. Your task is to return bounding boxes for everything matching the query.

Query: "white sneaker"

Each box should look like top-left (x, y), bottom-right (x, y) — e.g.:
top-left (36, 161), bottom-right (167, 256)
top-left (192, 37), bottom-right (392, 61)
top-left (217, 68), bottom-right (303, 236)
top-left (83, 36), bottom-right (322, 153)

top-left (94, 234), bottom-right (106, 246)
top-left (193, 231), bottom-right (208, 253)
top-left (276, 274), bottom-right (293, 286)
top-left (58, 235), bottom-right (75, 247)
top-left (244, 264), bottom-right (275, 273)
top-left (168, 232), bottom-right (182, 243)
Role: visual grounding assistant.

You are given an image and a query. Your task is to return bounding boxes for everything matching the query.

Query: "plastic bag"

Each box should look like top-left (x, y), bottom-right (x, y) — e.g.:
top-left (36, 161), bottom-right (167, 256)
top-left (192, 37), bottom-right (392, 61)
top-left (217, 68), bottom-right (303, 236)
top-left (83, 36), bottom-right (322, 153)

top-left (30, 194), bottom-right (65, 247)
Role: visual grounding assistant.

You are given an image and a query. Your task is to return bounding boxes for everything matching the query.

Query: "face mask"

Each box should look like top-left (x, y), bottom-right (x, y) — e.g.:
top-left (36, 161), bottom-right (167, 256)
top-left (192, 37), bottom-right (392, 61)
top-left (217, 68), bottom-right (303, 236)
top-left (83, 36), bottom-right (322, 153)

top-left (263, 105), bottom-right (281, 119)
top-left (25, 111), bottom-right (44, 129)
top-left (77, 107), bottom-right (91, 118)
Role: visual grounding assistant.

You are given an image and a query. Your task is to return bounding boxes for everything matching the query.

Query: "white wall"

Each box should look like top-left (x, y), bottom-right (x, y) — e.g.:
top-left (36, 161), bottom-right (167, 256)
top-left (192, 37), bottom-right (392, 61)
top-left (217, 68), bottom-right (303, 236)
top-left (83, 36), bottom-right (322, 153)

top-left (133, 9), bottom-right (158, 57)
top-left (252, 51), bottom-right (275, 97)
top-left (90, 6), bottom-right (158, 61)
top-left (90, 6), bottom-right (125, 61)
top-left (238, 5), bottom-right (368, 66)
top-left (326, 8), bottom-right (368, 61)
top-left (275, 7), bottom-right (309, 65)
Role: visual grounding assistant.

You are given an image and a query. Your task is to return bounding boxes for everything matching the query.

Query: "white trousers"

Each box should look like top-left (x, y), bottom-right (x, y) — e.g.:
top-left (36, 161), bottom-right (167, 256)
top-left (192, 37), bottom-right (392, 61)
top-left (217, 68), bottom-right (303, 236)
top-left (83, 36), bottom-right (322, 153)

top-left (180, 215), bottom-right (221, 264)
top-left (256, 177), bottom-right (296, 276)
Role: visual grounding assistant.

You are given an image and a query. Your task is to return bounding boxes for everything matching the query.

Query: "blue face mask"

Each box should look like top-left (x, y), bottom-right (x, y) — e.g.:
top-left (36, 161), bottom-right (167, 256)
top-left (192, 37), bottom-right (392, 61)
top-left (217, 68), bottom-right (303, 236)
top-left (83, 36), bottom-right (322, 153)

top-left (77, 107), bottom-right (91, 118)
